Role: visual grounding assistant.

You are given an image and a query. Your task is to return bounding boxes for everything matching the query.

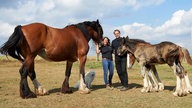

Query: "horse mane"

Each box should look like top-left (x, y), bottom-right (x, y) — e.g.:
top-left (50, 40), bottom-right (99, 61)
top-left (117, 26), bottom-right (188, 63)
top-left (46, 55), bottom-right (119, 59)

top-left (123, 38), bottom-right (150, 53)
top-left (129, 38), bottom-right (150, 44)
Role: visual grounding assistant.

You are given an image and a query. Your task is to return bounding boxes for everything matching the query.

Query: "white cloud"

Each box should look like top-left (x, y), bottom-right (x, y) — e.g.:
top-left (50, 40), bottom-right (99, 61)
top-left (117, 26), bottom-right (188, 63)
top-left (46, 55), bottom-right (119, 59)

top-left (117, 9), bottom-right (192, 53)
top-left (121, 9), bottom-right (192, 40)
top-left (0, 21), bottom-right (15, 38)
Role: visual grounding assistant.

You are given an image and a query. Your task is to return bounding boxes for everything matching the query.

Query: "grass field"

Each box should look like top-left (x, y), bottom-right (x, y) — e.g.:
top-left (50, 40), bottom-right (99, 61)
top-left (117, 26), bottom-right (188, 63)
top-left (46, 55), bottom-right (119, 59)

top-left (1, 56), bottom-right (192, 108)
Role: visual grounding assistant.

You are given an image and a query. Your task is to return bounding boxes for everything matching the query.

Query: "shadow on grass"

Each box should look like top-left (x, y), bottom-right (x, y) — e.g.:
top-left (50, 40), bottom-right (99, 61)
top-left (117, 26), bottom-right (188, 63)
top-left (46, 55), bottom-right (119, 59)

top-left (48, 87), bottom-right (78, 94)
top-left (91, 82), bottom-right (143, 91)
top-left (164, 85), bottom-right (175, 91)
top-left (48, 83), bottom-right (143, 94)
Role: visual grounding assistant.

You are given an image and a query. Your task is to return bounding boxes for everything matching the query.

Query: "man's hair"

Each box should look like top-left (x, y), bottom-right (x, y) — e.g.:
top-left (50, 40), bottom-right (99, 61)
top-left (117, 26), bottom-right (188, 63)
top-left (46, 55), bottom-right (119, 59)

top-left (113, 29), bottom-right (120, 34)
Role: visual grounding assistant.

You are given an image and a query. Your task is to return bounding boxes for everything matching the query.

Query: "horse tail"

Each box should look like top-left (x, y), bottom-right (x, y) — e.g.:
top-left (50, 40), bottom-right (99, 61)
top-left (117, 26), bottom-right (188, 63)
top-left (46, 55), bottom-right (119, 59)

top-left (0, 25), bottom-right (24, 62)
top-left (180, 47), bottom-right (192, 66)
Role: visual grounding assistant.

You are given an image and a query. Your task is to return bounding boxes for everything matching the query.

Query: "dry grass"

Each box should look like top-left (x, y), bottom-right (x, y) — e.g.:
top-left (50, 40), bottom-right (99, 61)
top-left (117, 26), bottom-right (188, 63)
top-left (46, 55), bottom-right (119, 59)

top-left (1, 56), bottom-right (192, 108)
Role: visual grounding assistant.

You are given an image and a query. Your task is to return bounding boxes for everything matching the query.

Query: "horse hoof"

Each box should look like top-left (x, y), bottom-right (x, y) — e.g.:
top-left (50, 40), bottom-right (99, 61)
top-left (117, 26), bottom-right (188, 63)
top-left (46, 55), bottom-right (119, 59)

top-left (61, 88), bottom-right (73, 94)
top-left (141, 88), bottom-right (146, 93)
top-left (173, 91), bottom-right (187, 97)
top-left (79, 88), bottom-right (90, 94)
top-left (185, 88), bottom-right (192, 94)
top-left (35, 88), bottom-right (49, 96)
top-left (21, 92), bottom-right (37, 99)
top-left (173, 92), bottom-right (178, 97)
top-left (153, 87), bottom-right (159, 92)
top-left (158, 83), bottom-right (164, 91)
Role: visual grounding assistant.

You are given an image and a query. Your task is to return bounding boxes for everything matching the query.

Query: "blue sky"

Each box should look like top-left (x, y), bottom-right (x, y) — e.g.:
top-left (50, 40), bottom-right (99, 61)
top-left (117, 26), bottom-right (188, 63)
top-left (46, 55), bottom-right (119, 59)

top-left (0, 0), bottom-right (192, 55)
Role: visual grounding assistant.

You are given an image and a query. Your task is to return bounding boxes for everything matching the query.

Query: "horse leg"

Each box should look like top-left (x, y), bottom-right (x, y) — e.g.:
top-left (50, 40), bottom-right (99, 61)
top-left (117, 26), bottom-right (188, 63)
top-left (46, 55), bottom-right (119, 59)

top-left (177, 62), bottom-right (188, 96)
top-left (148, 69), bottom-right (158, 92)
top-left (184, 71), bottom-right (192, 93)
top-left (78, 56), bottom-right (90, 94)
top-left (171, 62), bottom-right (184, 96)
top-left (61, 61), bottom-right (73, 93)
top-left (140, 65), bottom-right (150, 93)
top-left (147, 71), bottom-right (154, 92)
top-left (19, 57), bottom-right (36, 98)
top-left (145, 65), bottom-right (156, 92)
top-left (151, 65), bottom-right (164, 91)
top-left (176, 62), bottom-right (192, 94)
top-left (28, 62), bottom-right (48, 96)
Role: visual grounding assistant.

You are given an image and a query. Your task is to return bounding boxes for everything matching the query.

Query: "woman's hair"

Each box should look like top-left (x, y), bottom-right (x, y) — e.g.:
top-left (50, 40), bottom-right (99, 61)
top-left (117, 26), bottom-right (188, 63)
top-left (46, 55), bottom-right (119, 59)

top-left (102, 37), bottom-right (110, 46)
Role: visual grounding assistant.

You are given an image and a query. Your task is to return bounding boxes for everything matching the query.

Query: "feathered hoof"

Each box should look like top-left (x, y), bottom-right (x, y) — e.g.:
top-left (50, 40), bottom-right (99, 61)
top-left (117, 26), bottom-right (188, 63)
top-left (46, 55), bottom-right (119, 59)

top-left (79, 88), bottom-right (90, 94)
top-left (173, 91), bottom-right (187, 97)
top-left (35, 87), bottom-right (49, 96)
top-left (185, 88), bottom-right (192, 94)
top-left (158, 83), bottom-right (164, 91)
top-left (141, 87), bottom-right (151, 93)
top-left (21, 91), bottom-right (37, 99)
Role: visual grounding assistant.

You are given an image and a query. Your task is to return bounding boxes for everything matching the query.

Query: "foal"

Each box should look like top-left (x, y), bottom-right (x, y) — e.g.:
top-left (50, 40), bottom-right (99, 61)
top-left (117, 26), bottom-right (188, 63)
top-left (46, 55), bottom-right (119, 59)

top-left (118, 36), bottom-right (192, 97)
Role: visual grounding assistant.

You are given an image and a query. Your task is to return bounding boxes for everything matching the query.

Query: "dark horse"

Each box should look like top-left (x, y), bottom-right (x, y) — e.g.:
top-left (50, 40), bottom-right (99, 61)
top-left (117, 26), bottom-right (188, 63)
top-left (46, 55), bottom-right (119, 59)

top-left (0, 20), bottom-right (103, 99)
top-left (118, 36), bottom-right (192, 97)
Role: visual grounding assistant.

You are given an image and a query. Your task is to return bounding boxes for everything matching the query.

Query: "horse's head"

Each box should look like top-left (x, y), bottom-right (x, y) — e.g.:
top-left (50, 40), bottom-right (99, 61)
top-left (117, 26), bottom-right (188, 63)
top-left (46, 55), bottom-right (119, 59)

top-left (84, 19), bottom-right (103, 44)
top-left (117, 36), bottom-right (130, 56)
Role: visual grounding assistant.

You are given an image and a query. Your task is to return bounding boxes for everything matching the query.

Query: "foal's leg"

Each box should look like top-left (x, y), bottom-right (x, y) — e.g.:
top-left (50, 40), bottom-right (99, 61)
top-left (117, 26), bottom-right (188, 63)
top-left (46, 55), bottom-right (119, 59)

top-left (177, 63), bottom-right (192, 94)
top-left (140, 65), bottom-right (150, 93)
top-left (171, 62), bottom-right (185, 96)
top-left (61, 61), bottom-right (73, 93)
top-left (28, 62), bottom-right (48, 96)
top-left (151, 65), bottom-right (164, 91)
top-left (184, 71), bottom-right (192, 93)
top-left (78, 56), bottom-right (90, 94)
top-left (19, 57), bottom-right (36, 98)
top-left (148, 69), bottom-right (158, 92)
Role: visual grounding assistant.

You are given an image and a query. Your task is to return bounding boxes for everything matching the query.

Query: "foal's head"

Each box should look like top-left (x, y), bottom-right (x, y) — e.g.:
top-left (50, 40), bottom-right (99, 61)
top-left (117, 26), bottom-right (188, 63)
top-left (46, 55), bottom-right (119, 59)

top-left (117, 36), bottom-right (129, 56)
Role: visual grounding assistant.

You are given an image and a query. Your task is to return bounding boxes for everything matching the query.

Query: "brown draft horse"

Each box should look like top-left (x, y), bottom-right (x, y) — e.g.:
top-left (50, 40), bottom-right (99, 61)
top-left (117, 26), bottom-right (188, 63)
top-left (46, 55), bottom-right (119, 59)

top-left (118, 36), bottom-right (192, 97)
top-left (0, 20), bottom-right (103, 99)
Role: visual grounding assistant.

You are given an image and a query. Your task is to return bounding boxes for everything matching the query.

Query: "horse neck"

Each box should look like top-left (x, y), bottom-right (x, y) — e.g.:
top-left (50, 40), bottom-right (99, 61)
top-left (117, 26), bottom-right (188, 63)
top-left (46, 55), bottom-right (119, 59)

top-left (75, 23), bottom-right (91, 42)
top-left (126, 41), bottom-right (137, 54)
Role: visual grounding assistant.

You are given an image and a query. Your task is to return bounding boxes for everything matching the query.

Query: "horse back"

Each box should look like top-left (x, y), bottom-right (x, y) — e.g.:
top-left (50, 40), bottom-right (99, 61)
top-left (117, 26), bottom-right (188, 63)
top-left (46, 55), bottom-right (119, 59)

top-left (21, 23), bottom-right (88, 61)
top-left (134, 41), bottom-right (180, 64)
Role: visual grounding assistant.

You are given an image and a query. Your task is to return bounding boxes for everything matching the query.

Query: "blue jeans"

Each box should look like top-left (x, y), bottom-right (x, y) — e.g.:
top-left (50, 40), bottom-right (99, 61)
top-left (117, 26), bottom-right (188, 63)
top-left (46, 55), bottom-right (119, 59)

top-left (102, 59), bottom-right (114, 85)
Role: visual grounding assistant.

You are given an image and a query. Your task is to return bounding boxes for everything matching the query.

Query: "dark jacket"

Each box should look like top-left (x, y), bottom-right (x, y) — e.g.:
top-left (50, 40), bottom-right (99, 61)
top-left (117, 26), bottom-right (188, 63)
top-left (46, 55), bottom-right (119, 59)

top-left (112, 37), bottom-right (127, 58)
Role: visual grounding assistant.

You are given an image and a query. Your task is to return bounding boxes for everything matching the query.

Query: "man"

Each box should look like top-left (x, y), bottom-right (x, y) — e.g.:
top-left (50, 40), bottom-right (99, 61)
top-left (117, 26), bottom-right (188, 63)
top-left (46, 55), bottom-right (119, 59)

top-left (111, 29), bottom-right (129, 91)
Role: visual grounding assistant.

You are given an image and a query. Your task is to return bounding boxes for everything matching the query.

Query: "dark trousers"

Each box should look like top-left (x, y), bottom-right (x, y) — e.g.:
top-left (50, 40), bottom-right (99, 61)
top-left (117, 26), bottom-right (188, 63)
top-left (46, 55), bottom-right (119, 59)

top-left (115, 56), bottom-right (128, 87)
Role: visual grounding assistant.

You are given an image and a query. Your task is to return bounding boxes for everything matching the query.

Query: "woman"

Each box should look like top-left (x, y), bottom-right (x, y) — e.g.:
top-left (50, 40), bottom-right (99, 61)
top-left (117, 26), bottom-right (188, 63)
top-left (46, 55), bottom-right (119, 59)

top-left (96, 37), bottom-right (114, 90)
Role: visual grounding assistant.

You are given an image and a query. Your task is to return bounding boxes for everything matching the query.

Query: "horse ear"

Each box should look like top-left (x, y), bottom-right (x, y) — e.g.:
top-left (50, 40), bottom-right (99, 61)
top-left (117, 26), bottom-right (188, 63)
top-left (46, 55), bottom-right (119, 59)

top-left (96, 19), bottom-right (99, 23)
top-left (125, 36), bottom-right (129, 41)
